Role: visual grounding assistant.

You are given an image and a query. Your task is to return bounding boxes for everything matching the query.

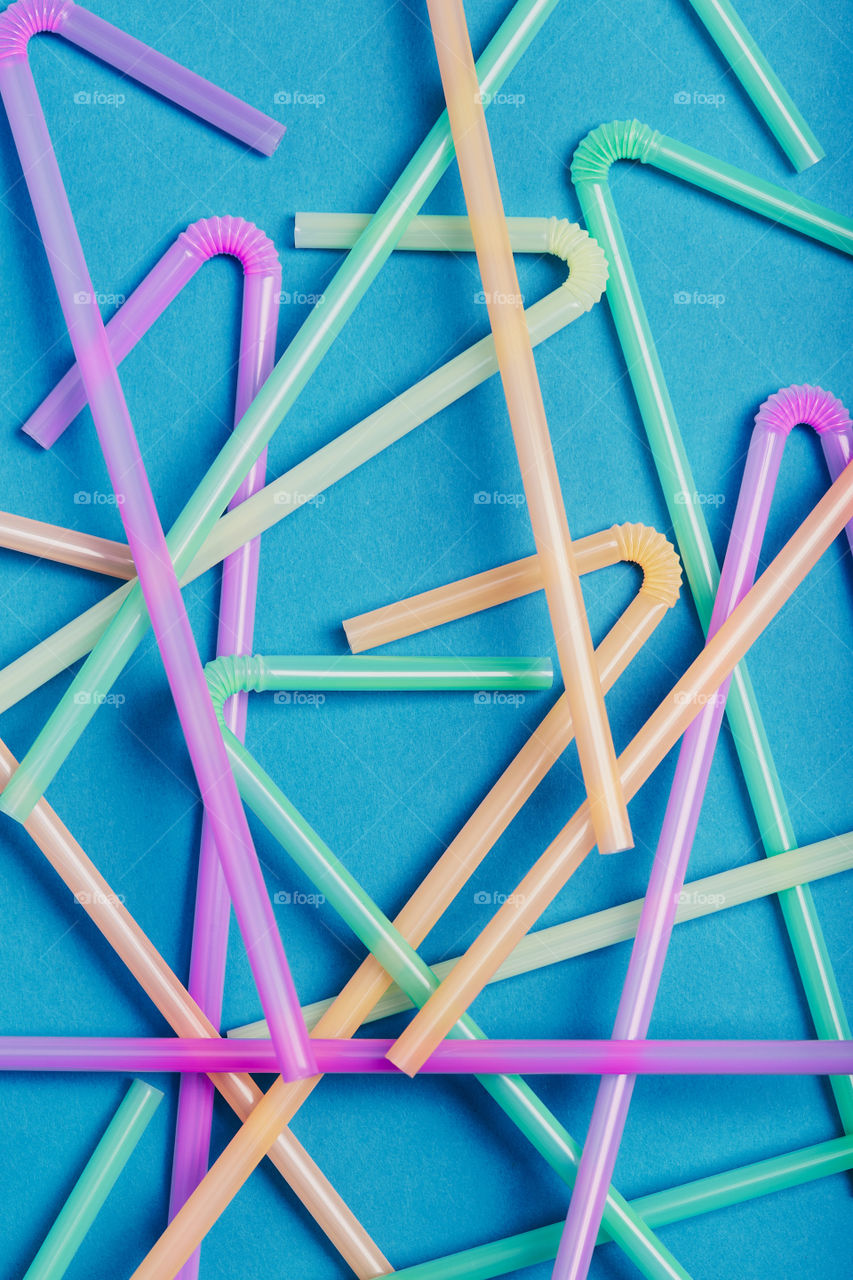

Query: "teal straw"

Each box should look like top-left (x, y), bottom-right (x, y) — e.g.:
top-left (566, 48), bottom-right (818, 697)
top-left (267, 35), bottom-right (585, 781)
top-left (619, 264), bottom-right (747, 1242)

top-left (23, 1079), bottom-right (162, 1280)
top-left (0, 0), bottom-right (562, 823)
top-left (570, 120), bottom-right (853, 1133)
top-left (204, 657), bottom-right (690, 1280)
top-left (379, 1136), bottom-right (853, 1280)
top-left (686, 0), bottom-right (823, 171)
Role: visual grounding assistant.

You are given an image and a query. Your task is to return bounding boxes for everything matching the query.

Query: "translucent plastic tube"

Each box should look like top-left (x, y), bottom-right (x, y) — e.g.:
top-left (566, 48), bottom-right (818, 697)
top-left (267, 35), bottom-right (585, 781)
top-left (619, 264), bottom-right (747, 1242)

top-left (0, 40), bottom-right (313, 1084)
top-left (0, 0), bottom-right (282, 154)
top-left (0, 212), bottom-right (606, 707)
top-left (385, 459), bottom-right (853, 1074)
top-left (4, 1039), bottom-right (851, 1076)
top-left (0, 510), bottom-right (134, 579)
top-left (424, 0), bottom-right (628, 855)
top-left (554, 387), bottom-right (853, 1280)
top-left (686, 0), bottom-right (823, 170)
top-left (377, 1136), bottom-right (853, 1280)
top-left (0, 733), bottom-right (392, 1279)
top-left (570, 120), bottom-right (853, 1138)
top-left (130, 477), bottom-right (852, 1275)
top-left (0, 0), bottom-right (563, 825)
top-left (228, 828), bottom-right (853, 1036)
top-left (23, 1079), bottom-right (162, 1280)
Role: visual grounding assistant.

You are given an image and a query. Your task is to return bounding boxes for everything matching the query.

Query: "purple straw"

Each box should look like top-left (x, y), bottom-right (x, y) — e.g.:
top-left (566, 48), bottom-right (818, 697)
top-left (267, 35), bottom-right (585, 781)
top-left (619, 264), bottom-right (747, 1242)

top-left (28, 214), bottom-right (284, 1280)
top-left (1, 1037), bottom-right (851, 1075)
top-left (0, 12), bottom-right (314, 1083)
top-left (0, 0), bottom-right (282, 154)
top-left (554, 385), bottom-right (853, 1280)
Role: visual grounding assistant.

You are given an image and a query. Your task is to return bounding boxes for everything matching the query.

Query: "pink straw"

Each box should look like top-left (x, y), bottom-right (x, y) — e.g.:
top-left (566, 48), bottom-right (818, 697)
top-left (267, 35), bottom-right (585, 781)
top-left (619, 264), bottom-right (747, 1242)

top-left (554, 385), bottom-right (853, 1280)
top-left (0, 1037), bottom-right (850, 1075)
top-left (0, 13), bottom-right (313, 1082)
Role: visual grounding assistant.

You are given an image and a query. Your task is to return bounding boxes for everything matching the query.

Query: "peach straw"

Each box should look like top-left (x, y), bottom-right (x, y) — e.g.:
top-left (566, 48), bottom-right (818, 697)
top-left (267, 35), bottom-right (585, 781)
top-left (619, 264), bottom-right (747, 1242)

top-left (423, 0), bottom-right (630, 855)
top-left (0, 510), bottom-right (134, 580)
top-left (0, 739), bottom-right (390, 1280)
top-left (128, 460), bottom-right (853, 1277)
top-left (385, 455), bottom-right (853, 1075)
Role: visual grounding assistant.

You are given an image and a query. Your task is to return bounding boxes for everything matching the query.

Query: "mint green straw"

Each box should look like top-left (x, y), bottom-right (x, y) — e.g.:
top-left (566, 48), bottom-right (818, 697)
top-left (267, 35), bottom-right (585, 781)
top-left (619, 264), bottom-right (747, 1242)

top-left (376, 1136), bottom-right (853, 1280)
top-left (570, 120), bottom-right (853, 1133)
top-left (24, 1079), bottom-right (162, 1280)
top-left (228, 828), bottom-right (853, 1036)
top-left (203, 656), bottom-right (689, 1280)
top-left (686, 0), bottom-right (823, 171)
top-left (0, 212), bottom-right (604, 715)
top-left (0, 0), bottom-right (562, 824)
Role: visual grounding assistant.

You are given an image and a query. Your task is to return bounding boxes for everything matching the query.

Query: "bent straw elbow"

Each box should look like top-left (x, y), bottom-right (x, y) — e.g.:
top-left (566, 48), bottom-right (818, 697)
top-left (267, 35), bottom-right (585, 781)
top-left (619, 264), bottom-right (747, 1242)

top-left (570, 120), bottom-right (661, 185)
top-left (754, 383), bottom-right (853, 439)
top-left (0, 0), bottom-right (74, 61)
top-left (613, 523), bottom-right (682, 609)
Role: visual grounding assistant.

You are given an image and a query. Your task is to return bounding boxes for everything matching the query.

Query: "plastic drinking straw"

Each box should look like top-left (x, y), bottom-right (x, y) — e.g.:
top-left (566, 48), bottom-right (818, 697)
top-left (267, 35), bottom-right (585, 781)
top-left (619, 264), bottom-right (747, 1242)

top-left (0, 22), bottom-right (314, 1084)
top-left (0, 509), bottom-right (134, 579)
top-left (0, 1), bottom-right (283, 154)
top-left (567, 120), bottom-right (853, 1136)
top-left (343, 524), bottom-right (679, 651)
top-left (553, 388), bottom-right (853, 1280)
top-left (685, 0), bottom-right (823, 171)
top-left (0, 0), bottom-right (563, 822)
top-left (295, 211), bottom-right (572, 252)
top-left (129, 474), bottom-right (853, 1280)
top-left (386, 453), bottom-right (853, 1075)
top-left (0, 738), bottom-right (392, 1280)
top-left (4, 1039), bottom-right (853, 1076)
top-left (373, 1136), bottom-right (853, 1280)
top-left (229, 827), bottom-right (853, 1036)
top-left (23, 1078), bottom-right (162, 1280)
top-left (21, 215), bottom-right (283, 450)
top-left (0, 211), bottom-right (607, 704)
top-left (425, 0), bottom-right (629, 856)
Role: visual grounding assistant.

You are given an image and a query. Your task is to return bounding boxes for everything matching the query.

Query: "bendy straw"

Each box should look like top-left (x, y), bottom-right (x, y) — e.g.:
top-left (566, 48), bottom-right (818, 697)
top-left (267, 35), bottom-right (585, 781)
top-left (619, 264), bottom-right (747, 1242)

top-left (0, 509), bottom-right (134, 579)
top-left (22, 216), bottom-right (283, 450)
top-left (0, 736), bottom-right (392, 1280)
top-left (23, 1079), bottom-right (162, 1280)
top-left (386, 455), bottom-right (853, 1075)
top-left (553, 386), bottom-right (853, 1280)
top-left (0, 0), bottom-right (563, 825)
top-left (0, 32), bottom-right (312, 1081)
top-left (129, 469), bottom-right (853, 1279)
top-left (685, 0), bottom-right (823, 170)
top-left (0, 1), bottom-right (282, 153)
top-left (568, 120), bottom-right (853, 1136)
top-left (227, 827), bottom-right (853, 1036)
top-left (343, 523), bottom-right (679, 651)
top-left (3, 1039), bottom-right (852, 1076)
top-left (377, 1136), bottom-right (853, 1280)
top-left (424, 0), bottom-right (629, 855)
top-left (0, 211), bottom-right (607, 703)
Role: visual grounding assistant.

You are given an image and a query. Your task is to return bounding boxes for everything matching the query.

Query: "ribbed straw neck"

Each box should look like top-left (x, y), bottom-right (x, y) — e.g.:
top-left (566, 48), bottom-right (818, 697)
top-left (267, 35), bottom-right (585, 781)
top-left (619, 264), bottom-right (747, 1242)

top-left (755, 384), bottom-right (852, 437)
top-left (178, 216), bottom-right (280, 277)
top-left (613, 523), bottom-right (682, 607)
top-left (0, 0), bottom-right (73, 61)
top-left (571, 120), bottom-right (661, 185)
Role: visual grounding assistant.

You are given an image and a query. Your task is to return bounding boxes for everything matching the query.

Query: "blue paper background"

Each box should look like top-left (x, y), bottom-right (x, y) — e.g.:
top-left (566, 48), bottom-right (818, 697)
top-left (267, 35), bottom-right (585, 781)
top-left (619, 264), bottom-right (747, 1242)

top-left (0, 0), bottom-right (852, 1275)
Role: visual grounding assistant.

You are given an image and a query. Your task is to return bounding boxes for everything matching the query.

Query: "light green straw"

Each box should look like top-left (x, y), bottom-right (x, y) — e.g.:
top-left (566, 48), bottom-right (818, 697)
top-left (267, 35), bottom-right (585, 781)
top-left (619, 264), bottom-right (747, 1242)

top-left (24, 1079), bottom-right (162, 1280)
top-left (0, 214), bottom-right (605, 716)
top-left (570, 120), bottom-right (853, 1132)
top-left (202, 655), bottom-right (690, 1280)
top-left (686, 0), bottom-right (823, 171)
top-left (373, 1135), bottom-right (853, 1280)
top-left (0, 0), bottom-right (563, 823)
top-left (228, 828), bottom-right (853, 1036)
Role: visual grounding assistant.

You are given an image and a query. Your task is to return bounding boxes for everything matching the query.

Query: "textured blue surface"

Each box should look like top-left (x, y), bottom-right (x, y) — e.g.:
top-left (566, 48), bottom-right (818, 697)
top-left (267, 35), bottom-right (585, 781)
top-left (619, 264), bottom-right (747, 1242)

top-left (0, 1), bottom-right (852, 1276)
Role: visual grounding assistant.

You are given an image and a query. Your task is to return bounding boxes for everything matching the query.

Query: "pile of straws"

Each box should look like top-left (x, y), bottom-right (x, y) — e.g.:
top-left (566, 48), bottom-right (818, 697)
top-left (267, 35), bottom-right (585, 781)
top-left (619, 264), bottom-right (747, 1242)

top-left (0, 0), bottom-right (850, 1276)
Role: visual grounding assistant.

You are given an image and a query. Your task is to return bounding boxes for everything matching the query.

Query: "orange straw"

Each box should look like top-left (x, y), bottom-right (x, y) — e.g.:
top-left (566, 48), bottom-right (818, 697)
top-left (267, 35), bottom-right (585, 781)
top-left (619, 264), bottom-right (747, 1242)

top-left (422, 0), bottom-right (630, 856)
top-left (128, 458), bottom-right (853, 1275)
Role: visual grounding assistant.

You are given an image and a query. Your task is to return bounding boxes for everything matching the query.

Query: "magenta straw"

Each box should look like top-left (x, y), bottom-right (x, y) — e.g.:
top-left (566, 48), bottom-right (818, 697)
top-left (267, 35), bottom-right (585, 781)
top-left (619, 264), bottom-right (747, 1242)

top-left (0, 1), bottom-right (282, 154)
top-left (554, 385), bottom-right (853, 1280)
top-left (1, 1037), bottom-right (852, 1075)
top-left (18, 217), bottom-right (282, 1271)
top-left (0, 18), bottom-right (314, 1083)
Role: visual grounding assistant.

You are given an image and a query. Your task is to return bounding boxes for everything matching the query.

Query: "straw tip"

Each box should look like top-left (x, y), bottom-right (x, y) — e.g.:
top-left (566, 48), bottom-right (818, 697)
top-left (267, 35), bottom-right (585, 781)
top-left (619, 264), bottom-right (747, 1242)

top-left (256, 119), bottom-right (286, 158)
